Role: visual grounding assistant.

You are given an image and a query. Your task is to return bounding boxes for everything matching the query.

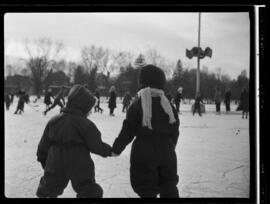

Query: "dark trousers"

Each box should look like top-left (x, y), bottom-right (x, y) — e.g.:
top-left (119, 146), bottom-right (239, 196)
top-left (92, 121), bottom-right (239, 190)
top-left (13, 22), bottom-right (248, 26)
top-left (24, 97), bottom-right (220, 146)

top-left (94, 103), bottom-right (103, 113)
top-left (36, 146), bottom-right (103, 198)
top-left (225, 101), bottom-right (230, 111)
top-left (122, 104), bottom-right (129, 113)
top-left (193, 103), bottom-right (201, 116)
top-left (14, 101), bottom-right (24, 114)
top-left (5, 102), bottom-right (10, 110)
top-left (175, 101), bottom-right (180, 113)
top-left (130, 140), bottom-right (179, 198)
top-left (45, 101), bottom-right (64, 113)
top-left (216, 102), bottom-right (221, 112)
top-left (109, 107), bottom-right (115, 115)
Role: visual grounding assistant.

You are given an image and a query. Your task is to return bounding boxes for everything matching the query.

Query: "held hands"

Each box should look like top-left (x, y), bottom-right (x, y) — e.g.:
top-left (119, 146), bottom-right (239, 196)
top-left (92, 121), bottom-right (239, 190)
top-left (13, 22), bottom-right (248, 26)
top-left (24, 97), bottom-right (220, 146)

top-left (111, 152), bottom-right (119, 157)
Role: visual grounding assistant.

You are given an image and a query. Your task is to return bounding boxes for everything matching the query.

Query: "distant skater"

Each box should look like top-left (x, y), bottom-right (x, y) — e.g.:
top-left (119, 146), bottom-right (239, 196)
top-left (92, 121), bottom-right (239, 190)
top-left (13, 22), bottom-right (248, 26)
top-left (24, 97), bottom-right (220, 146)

top-left (4, 93), bottom-right (11, 110)
top-left (14, 90), bottom-right (28, 114)
top-left (224, 88), bottom-right (231, 112)
top-left (214, 87), bottom-right (222, 114)
top-left (122, 91), bottom-right (132, 113)
top-left (240, 87), bottom-right (249, 119)
top-left (193, 92), bottom-right (203, 116)
top-left (43, 87), bottom-right (65, 115)
top-left (10, 92), bottom-right (14, 105)
top-left (44, 88), bottom-right (54, 109)
top-left (94, 89), bottom-right (103, 113)
top-left (108, 86), bottom-right (117, 116)
top-left (174, 87), bottom-right (183, 114)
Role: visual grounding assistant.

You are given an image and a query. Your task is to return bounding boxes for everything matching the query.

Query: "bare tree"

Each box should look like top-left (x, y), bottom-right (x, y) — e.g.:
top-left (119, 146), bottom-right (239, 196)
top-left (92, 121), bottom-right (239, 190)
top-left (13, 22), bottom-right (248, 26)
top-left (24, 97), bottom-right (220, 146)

top-left (5, 64), bottom-right (14, 77)
top-left (67, 61), bottom-right (77, 83)
top-left (81, 45), bottom-right (99, 71)
top-left (25, 37), bottom-right (64, 98)
top-left (98, 49), bottom-right (128, 80)
top-left (215, 67), bottom-right (222, 81)
top-left (145, 48), bottom-right (174, 78)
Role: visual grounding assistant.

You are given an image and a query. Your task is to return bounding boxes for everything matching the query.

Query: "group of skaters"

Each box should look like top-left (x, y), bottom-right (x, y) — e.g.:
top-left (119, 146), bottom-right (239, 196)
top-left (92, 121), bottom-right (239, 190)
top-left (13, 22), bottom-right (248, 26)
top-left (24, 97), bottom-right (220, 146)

top-left (187, 87), bottom-right (249, 118)
top-left (4, 90), bottom-right (30, 114)
top-left (213, 86), bottom-right (249, 119)
top-left (42, 84), bottom-right (135, 117)
top-left (5, 83), bottom-right (249, 120)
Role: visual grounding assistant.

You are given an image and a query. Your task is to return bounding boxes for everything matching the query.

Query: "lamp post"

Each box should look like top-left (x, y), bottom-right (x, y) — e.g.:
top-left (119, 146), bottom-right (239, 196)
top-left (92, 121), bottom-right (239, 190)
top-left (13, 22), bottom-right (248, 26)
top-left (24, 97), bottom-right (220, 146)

top-left (196, 12), bottom-right (201, 94)
top-left (186, 12), bottom-right (213, 113)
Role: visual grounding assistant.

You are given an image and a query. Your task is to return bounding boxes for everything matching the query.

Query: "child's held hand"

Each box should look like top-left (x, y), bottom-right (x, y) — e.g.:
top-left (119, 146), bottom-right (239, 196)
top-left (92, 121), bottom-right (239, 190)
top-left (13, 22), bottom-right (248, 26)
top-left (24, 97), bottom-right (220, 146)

top-left (111, 152), bottom-right (119, 157)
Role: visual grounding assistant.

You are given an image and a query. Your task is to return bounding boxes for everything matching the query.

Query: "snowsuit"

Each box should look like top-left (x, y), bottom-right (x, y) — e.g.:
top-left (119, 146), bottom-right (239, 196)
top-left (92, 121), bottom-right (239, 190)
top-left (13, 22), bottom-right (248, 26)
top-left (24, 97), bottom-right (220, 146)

top-left (174, 92), bottom-right (182, 113)
top-left (108, 91), bottom-right (117, 115)
top-left (112, 97), bottom-right (180, 197)
top-left (214, 90), bottom-right (222, 113)
top-left (122, 93), bottom-right (132, 113)
top-left (36, 85), bottom-right (112, 198)
top-left (224, 91), bottom-right (231, 112)
top-left (5, 94), bottom-right (11, 110)
top-left (193, 96), bottom-right (203, 116)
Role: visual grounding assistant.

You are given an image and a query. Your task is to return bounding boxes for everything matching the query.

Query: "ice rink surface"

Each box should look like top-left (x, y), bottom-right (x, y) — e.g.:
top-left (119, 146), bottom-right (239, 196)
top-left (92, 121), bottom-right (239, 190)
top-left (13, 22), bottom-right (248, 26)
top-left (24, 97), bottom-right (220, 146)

top-left (4, 97), bottom-right (250, 198)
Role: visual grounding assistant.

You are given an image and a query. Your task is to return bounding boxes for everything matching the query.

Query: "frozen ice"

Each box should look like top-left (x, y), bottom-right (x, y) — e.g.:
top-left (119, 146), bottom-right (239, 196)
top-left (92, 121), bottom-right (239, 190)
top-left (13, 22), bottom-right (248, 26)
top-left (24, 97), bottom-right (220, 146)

top-left (5, 97), bottom-right (249, 198)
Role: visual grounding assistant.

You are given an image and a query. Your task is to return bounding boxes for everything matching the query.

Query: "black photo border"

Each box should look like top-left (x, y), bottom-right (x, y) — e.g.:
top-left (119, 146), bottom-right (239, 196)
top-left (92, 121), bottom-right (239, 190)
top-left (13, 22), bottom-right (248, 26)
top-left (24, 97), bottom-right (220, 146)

top-left (0, 3), bottom-right (262, 204)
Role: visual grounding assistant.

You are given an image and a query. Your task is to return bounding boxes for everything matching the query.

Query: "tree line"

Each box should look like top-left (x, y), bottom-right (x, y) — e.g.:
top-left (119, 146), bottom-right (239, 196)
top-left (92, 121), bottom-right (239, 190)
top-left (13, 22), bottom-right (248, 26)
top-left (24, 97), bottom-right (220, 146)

top-left (5, 37), bottom-right (249, 100)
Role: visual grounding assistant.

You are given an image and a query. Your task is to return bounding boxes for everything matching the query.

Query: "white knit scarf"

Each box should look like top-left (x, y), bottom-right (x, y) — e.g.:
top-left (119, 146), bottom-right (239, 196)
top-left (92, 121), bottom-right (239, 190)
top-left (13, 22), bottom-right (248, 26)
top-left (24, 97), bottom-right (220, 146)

top-left (138, 87), bottom-right (176, 130)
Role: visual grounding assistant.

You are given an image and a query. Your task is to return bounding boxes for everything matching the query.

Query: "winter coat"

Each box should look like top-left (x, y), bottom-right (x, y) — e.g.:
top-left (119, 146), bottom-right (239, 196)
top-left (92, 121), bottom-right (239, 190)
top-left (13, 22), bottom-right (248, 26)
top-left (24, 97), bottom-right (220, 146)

top-left (95, 91), bottom-right (100, 100)
top-left (37, 107), bottom-right (112, 168)
top-left (240, 91), bottom-right (249, 111)
top-left (174, 92), bottom-right (182, 103)
top-left (214, 90), bottom-right (222, 103)
top-left (195, 96), bottom-right (203, 105)
top-left (108, 91), bottom-right (117, 109)
top-left (123, 94), bottom-right (132, 106)
top-left (5, 94), bottom-right (11, 104)
top-left (44, 92), bottom-right (53, 105)
top-left (54, 93), bottom-right (65, 105)
top-left (17, 93), bottom-right (27, 110)
top-left (225, 91), bottom-right (231, 103)
top-left (112, 96), bottom-right (180, 158)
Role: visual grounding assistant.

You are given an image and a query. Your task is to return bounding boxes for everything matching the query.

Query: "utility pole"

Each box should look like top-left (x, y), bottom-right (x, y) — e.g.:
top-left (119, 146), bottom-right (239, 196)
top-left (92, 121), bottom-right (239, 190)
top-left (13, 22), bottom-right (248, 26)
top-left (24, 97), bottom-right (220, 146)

top-left (196, 12), bottom-right (201, 94)
top-left (186, 12), bottom-right (213, 113)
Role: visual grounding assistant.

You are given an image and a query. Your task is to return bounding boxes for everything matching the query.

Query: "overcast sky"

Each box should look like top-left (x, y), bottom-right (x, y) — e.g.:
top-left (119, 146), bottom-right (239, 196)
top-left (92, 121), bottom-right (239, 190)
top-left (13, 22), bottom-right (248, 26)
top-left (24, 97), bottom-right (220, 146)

top-left (4, 12), bottom-right (250, 79)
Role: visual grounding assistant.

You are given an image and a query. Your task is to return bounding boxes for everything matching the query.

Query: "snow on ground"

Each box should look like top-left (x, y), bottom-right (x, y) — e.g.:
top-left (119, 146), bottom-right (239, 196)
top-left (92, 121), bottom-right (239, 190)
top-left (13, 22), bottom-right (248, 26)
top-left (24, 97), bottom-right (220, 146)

top-left (4, 97), bottom-right (249, 198)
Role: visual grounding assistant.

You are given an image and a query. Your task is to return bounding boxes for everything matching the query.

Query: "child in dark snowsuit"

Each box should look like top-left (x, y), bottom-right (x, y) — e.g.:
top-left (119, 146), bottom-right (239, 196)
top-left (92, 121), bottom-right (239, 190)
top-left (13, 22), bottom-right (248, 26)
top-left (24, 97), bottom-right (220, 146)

top-left (112, 65), bottom-right (180, 198)
top-left (43, 88), bottom-right (65, 115)
top-left (122, 91), bottom-right (132, 113)
top-left (36, 84), bottom-right (112, 198)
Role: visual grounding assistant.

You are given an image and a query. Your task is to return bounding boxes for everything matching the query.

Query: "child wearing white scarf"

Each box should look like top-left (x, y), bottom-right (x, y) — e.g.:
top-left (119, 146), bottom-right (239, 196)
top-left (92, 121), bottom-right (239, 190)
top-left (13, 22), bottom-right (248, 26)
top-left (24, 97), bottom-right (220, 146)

top-left (138, 87), bottom-right (176, 130)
